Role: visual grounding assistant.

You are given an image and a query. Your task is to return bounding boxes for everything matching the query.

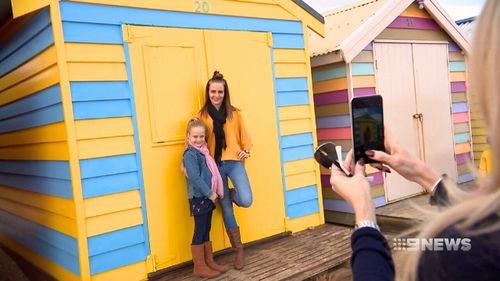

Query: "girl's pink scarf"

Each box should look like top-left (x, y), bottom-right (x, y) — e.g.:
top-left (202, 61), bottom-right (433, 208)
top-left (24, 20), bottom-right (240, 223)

top-left (189, 141), bottom-right (224, 198)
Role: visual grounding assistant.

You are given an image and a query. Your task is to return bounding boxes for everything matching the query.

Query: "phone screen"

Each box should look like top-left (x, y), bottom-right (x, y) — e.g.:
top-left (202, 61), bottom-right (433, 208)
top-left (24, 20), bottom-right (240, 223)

top-left (351, 96), bottom-right (385, 163)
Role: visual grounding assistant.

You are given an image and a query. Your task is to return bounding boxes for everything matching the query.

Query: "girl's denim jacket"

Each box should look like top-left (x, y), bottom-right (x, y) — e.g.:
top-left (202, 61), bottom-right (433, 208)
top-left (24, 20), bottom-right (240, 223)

top-left (183, 146), bottom-right (213, 199)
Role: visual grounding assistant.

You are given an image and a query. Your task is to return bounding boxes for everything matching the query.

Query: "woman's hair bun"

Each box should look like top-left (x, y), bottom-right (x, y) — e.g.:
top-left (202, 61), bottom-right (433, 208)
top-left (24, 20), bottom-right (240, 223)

top-left (212, 71), bottom-right (224, 79)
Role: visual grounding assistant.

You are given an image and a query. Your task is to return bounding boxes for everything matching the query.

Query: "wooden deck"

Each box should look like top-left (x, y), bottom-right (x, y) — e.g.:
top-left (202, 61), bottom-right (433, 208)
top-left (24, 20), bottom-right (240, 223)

top-left (149, 224), bottom-right (353, 281)
top-left (149, 194), bottom-right (445, 281)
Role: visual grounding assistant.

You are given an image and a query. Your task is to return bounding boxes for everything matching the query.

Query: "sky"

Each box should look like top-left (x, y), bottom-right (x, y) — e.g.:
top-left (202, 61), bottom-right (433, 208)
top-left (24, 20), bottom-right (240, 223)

top-left (302, 0), bottom-right (486, 20)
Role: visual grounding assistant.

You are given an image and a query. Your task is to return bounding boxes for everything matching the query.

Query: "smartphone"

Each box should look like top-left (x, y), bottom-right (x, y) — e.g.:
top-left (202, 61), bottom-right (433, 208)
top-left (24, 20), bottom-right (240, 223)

top-left (351, 95), bottom-right (385, 163)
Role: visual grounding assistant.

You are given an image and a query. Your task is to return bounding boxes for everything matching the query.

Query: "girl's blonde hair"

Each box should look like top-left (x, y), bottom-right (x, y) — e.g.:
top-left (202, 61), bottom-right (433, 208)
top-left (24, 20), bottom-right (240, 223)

top-left (185, 118), bottom-right (207, 146)
top-left (402, 1), bottom-right (500, 279)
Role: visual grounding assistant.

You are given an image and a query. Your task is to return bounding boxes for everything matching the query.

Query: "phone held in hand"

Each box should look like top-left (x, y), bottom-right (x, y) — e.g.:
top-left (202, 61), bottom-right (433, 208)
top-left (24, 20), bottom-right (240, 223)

top-left (351, 95), bottom-right (385, 164)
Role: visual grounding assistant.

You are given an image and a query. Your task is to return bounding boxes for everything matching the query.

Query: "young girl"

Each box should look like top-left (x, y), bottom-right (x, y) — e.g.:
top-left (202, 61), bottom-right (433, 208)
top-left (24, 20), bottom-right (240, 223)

top-left (183, 118), bottom-right (227, 278)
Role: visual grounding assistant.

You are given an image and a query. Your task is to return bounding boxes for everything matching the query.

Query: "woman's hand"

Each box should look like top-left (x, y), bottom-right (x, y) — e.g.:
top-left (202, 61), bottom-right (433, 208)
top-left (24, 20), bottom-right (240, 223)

top-left (209, 192), bottom-right (218, 203)
top-left (330, 152), bottom-right (376, 223)
top-left (367, 129), bottom-right (440, 192)
top-left (237, 150), bottom-right (250, 160)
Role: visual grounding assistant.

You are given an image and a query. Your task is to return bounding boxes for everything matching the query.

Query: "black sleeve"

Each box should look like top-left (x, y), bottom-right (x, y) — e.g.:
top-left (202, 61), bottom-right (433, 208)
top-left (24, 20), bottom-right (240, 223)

top-left (351, 227), bottom-right (395, 281)
top-left (429, 180), bottom-right (449, 207)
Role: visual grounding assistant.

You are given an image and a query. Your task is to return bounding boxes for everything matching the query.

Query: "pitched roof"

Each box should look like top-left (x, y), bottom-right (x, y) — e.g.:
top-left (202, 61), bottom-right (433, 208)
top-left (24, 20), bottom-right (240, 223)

top-left (309, 0), bottom-right (470, 62)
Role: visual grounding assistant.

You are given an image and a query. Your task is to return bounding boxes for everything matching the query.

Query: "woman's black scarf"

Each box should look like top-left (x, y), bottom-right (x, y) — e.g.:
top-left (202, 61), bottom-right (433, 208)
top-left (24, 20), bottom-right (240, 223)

top-left (207, 103), bottom-right (227, 163)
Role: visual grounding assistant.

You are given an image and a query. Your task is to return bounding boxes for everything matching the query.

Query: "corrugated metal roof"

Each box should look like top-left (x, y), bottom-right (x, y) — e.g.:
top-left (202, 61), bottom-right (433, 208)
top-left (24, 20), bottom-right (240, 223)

top-left (457, 17), bottom-right (475, 39)
top-left (309, 0), bottom-right (390, 57)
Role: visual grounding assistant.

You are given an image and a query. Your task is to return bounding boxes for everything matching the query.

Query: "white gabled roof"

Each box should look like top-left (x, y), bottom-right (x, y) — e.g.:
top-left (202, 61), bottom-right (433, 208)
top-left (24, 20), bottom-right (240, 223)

top-left (309, 0), bottom-right (470, 62)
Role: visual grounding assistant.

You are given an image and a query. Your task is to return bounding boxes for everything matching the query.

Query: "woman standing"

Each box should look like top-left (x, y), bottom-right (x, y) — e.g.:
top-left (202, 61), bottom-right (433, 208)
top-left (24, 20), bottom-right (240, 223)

top-left (198, 71), bottom-right (252, 270)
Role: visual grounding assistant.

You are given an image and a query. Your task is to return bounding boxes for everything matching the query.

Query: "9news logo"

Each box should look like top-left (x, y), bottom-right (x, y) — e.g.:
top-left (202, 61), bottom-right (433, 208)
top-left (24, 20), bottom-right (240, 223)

top-left (393, 237), bottom-right (472, 251)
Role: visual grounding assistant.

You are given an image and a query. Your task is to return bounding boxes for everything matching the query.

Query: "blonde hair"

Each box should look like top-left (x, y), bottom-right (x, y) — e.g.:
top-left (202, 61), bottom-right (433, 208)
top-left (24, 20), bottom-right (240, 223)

top-left (402, 1), bottom-right (500, 279)
top-left (185, 117), bottom-right (207, 147)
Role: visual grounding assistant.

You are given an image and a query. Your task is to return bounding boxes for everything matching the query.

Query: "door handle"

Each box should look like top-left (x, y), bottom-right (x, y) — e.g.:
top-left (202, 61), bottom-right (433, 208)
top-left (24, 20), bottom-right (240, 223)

top-left (412, 113), bottom-right (423, 121)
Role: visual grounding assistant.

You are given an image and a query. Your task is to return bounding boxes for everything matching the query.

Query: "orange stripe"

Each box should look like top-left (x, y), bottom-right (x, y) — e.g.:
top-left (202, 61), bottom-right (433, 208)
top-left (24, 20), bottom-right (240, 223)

top-left (449, 72), bottom-right (466, 82)
top-left (352, 75), bottom-right (376, 88)
top-left (455, 143), bottom-right (471, 154)
top-left (317, 127), bottom-right (351, 140)
top-left (400, 3), bottom-right (431, 19)
top-left (313, 77), bottom-right (348, 93)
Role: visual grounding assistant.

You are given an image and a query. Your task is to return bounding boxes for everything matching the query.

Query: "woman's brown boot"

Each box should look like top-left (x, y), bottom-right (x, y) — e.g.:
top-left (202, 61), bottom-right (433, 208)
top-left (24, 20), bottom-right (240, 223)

top-left (226, 227), bottom-right (244, 269)
top-left (191, 244), bottom-right (220, 278)
top-left (204, 241), bottom-right (229, 272)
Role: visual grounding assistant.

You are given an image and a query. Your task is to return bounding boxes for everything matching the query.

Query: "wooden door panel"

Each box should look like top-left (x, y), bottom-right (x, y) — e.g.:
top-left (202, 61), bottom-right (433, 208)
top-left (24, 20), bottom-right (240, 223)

top-left (374, 43), bottom-right (423, 202)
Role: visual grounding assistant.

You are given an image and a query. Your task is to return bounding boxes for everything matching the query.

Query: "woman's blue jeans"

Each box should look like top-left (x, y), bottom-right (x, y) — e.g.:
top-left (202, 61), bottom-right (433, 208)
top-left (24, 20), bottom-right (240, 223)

top-left (217, 160), bottom-right (253, 229)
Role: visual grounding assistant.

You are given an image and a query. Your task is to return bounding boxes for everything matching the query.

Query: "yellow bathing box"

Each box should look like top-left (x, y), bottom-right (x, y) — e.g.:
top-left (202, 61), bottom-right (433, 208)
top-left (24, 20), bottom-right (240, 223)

top-left (0, 0), bottom-right (325, 280)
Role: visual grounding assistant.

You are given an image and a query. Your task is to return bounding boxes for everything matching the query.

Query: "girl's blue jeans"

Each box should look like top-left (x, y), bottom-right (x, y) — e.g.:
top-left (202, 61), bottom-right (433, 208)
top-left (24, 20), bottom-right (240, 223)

top-left (217, 160), bottom-right (253, 229)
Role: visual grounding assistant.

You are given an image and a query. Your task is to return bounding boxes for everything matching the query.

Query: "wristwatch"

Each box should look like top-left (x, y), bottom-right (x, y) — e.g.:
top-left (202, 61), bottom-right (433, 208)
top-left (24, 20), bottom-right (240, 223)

top-left (355, 220), bottom-right (380, 231)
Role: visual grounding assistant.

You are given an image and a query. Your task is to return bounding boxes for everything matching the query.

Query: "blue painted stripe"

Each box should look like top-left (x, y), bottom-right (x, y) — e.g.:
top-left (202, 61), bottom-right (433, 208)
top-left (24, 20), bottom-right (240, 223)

top-left (287, 199), bottom-right (319, 219)
top-left (276, 90), bottom-right (309, 106)
top-left (80, 154), bottom-right (138, 179)
top-left (285, 185), bottom-right (318, 205)
top-left (316, 115), bottom-right (350, 129)
top-left (273, 33), bottom-right (304, 49)
top-left (123, 43), bottom-right (151, 256)
top-left (71, 81), bottom-right (130, 102)
top-left (458, 172), bottom-right (474, 184)
top-left (0, 26), bottom-right (54, 77)
top-left (88, 225), bottom-right (145, 256)
top-left (280, 133), bottom-right (313, 149)
top-left (0, 85), bottom-right (61, 121)
top-left (0, 209), bottom-right (78, 257)
top-left (0, 160), bottom-right (70, 180)
top-left (90, 243), bottom-right (147, 275)
top-left (0, 173), bottom-right (73, 199)
top-left (449, 61), bottom-right (465, 72)
top-left (275, 77), bottom-right (308, 92)
top-left (312, 66), bottom-right (346, 82)
top-left (452, 102), bottom-right (468, 113)
top-left (0, 211), bottom-right (80, 275)
top-left (73, 100), bottom-right (132, 120)
top-left (60, 2), bottom-right (303, 34)
top-left (0, 103), bottom-right (64, 134)
top-left (82, 172), bottom-right (140, 198)
top-left (324, 196), bottom-right (386, 213)
top-left (282, 145), bottom-right (314, 162)
top-left (63, 22), bottom-right (123, 44)
top-left (454, 133), bottom-right (470, 144)
top-left (351, 63), bottom-right (374, 76)
top-left (0, 8), bottom-right (51, 61)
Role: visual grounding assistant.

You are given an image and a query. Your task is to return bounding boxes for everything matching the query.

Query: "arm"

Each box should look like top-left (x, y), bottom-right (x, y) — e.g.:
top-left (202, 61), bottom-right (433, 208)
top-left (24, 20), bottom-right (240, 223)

top-left (330, 158), bottom-right (395, 281)
top-left (183, 151), bottom-right (213, 198)
top-left (237, 111), bottom-right (252, 151)
top-left (351, 228), bottom-right (395, 281)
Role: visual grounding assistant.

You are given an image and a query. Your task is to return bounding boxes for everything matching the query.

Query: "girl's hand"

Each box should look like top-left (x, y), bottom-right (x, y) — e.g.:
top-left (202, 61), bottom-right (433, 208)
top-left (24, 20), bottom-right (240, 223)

top-left (237, 150), bottom-right (250, 160)
top-left (209, 192), bottom-right (218, 203)
top-left (367, 128), bottom-right (440, 192)
top-left (330, 157), bottom-right (376, 223)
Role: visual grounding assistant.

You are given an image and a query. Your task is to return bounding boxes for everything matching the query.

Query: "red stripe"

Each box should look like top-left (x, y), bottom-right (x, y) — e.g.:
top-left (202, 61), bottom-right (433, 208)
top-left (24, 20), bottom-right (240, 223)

top-left (317, 127), bottom-right (351, 140)
top-left (453, 112), bottom-right (469, 123)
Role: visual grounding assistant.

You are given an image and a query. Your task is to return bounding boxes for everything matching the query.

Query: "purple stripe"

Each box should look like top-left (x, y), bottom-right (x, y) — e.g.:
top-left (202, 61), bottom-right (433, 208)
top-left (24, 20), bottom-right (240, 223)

top-left (316, 115), bottom-right (351, 129)
top-left (448, 42), bottom-right (461, 52)
top-left (314, 90), bottom-right (348, 105)
top-left (353, 87), bottom-right (376, 97)
top-left (456, 153), bottom-right (472, 165)
top-left (451, 82), bottom-right (467, 93)
top-left (363, 43), bottom-right (373, 51)
top-left (321, 172), bottom-right (383, 187)
top-left (388, 16), bottom-right (441, 30)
